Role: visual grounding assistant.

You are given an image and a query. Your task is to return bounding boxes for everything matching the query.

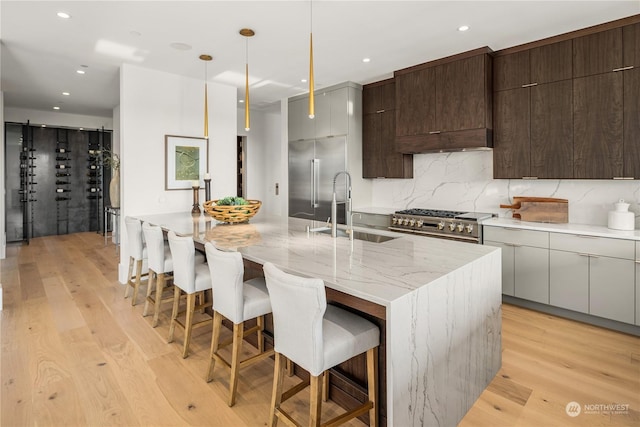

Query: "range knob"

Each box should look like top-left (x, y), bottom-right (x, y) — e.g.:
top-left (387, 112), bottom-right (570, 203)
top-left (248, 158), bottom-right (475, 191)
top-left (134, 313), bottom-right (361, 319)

top-left (409, 219), bottom-right (416, 226)
top-left (465, 224), bottom-right (474, 234)
top-left (392, 217), bottom-right (398, 225)
top-left (403, 218), bottom-right (410, 226)
top-left (448, 222), bottom-right (456, 231)
top-left (416, 220), bottom-right (424, 228)
top-left (437, 221), bottom-right (445, 230)
top-left (457, 223), bottom-right (465, 232)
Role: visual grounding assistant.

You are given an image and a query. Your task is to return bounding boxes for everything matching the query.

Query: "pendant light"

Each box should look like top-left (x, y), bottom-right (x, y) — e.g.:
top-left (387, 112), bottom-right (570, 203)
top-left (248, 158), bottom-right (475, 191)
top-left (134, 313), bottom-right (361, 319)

top-left (240, 28), bottom-right (255, 131)
top-left (308, 0), bottom-right (315, 119)
top-left (199, 54), bottom-right (212, 139)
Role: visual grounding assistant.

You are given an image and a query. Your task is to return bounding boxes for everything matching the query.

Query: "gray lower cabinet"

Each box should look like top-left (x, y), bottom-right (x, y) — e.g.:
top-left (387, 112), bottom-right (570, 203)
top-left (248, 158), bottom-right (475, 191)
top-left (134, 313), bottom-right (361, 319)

top-left (548, 232), bottom-right (635, 324)
top-left (550, 250), bottom-right (589, 313)
top-left (636, 241), bottom-right (640, 326)
top-left (484, 226), bottom-right (549, 303)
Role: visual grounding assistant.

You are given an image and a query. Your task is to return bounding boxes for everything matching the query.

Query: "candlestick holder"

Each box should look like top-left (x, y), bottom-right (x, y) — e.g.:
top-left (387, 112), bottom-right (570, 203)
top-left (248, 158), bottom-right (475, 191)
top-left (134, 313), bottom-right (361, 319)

top-left (204, 178), bottom-right (211, 202)
top-left (191, 184), bottom-right (201, 214)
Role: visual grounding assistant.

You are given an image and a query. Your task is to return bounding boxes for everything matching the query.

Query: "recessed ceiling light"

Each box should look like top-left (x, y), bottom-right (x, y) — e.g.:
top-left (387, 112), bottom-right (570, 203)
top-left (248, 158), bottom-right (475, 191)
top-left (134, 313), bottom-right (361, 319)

top-left (53, 106), bottom-right (60, 110)
top-left (41, 124), bottom-right (47, 128)
top-left (79, 127), bottom-right (84, 131)
top-left (362, 58), bottom-right (371, 63)
top-left (458, 25), bottom-right (470, 32)
top-left (301, 78), bottom-right (308, 83)
top-left (62, 92), bottom-right (70, 96)
top-left (57, 12), bottom-right (71, 19)
top-left (76, 70), bottom-right (85, 74)
top-left (239, 99), bottom-right (245, 103)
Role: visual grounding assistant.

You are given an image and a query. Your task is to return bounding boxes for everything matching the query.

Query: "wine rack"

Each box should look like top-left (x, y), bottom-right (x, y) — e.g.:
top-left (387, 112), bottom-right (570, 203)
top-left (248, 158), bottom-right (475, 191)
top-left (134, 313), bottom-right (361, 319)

top-left (56, 129), bottom-right (70, 235)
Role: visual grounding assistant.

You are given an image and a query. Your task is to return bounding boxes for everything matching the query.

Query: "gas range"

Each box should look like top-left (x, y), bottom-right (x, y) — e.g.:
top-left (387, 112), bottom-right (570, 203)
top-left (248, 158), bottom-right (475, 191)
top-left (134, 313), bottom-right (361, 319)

top-left (389, 208), bottom-right (495, 243)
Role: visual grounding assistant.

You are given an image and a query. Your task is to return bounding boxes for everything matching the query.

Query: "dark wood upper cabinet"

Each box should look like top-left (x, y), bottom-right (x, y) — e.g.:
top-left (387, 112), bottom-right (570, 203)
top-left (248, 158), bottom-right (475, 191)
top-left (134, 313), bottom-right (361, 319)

top-left (395, 48), bottom-right (492, 153)
top-left (623, 22), bottom-right (640, 66)
top-left (362, 80), bottom-right (413, 179)
top-left (573, 73), bottom-right (624, 179)
top-left (493, 50), bottom-right (530, 91)
top-left (530, 40), bottom-right (573, 84)
top-left (573, 28), bottom-right (623, 78)
top-left (493, 89), bottom-right (530, 179)
top-left (623, 67), bottom-right (640, 179)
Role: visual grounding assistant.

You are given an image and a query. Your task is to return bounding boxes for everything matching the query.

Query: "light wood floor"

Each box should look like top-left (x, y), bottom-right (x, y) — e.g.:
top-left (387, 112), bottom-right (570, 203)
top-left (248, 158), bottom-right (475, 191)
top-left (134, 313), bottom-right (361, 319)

top-left (1, 232), bottom-right (638, 427)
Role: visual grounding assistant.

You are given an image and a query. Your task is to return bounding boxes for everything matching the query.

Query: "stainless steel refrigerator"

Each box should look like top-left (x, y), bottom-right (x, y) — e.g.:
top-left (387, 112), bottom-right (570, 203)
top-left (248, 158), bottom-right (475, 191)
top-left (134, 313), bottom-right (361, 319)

top-left (288, 136), bottom-right (347, 223)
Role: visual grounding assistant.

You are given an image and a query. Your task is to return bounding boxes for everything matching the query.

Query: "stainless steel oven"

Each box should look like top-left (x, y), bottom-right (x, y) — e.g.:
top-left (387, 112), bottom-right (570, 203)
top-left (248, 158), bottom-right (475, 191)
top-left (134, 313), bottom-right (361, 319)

top-left (389, 209), bottom-right (495, 243)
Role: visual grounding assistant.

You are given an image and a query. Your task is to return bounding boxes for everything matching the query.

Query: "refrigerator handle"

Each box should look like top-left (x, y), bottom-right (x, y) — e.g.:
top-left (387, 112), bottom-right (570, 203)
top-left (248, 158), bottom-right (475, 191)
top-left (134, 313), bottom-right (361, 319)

top-left (312, 158), bottom-right (320, 208)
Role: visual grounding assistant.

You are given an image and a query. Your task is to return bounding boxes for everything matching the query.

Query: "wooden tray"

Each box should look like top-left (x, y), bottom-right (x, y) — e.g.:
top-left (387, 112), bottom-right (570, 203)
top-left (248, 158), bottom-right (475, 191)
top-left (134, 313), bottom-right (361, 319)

top-left (500, 197), bottom-right (568, 223)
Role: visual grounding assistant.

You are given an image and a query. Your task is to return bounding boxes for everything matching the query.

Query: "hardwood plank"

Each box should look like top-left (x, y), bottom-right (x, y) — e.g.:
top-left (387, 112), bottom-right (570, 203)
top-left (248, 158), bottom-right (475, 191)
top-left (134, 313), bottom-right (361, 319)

top-left (42, 276), bottom-right (86, 333)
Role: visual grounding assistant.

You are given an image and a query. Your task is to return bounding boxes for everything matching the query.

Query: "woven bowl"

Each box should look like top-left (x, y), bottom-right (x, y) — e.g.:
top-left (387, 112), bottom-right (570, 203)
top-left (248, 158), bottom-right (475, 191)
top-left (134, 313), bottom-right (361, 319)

top-left (203, 199), bottom-right (261, 223)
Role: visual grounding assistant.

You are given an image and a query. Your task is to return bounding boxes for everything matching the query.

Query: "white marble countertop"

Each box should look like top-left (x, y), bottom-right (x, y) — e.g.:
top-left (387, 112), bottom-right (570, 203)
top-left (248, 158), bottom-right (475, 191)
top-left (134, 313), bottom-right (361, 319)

top-left (482, 217), bottom-right (640, 241)
top-left (135, 212), bottom-right (499, 307)
top-left (352, 206), bottom-right (398, 215)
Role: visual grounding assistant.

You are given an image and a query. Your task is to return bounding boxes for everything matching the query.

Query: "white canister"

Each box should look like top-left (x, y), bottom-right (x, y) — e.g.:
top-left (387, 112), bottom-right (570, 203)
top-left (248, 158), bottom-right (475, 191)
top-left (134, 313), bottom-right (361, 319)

top-left (607, 199), bottom-right (635, 231)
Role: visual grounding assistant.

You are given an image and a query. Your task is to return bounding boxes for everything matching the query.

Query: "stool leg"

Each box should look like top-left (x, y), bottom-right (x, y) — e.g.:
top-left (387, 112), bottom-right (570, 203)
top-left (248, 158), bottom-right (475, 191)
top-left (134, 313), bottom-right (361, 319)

top-left (309, 374), bottom-right (323, 427)
top-left (207, 311), bottom-right (223, 382)
top-left (125, 256), bottom-right (134, 298)
top-left (131, 259), bottom-right (143, 306)
top-left (182, 293), bottom-right (196, 358)
top-left (151, 273), bottom-right (166, 328)
top-left (367, 347), bottom-right (378, 427)
top-left (269, 353), bottom-right (286, 427)
top-left (142, 270), bottom-right (156, 317)
top-left (322, 371), bottom-right (329, 402)
top-left (167, 286), bottom-right (181, 343)
top-left (257, 315), bottom-right (265, 353)
top-left (228, 322), bottom-right (244, 407)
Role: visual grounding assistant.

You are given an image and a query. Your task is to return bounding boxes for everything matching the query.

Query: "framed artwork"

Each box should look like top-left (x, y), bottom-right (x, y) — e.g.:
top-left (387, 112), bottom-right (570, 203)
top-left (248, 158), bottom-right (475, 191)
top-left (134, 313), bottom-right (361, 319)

top-left (165, 135), bottom-right (209, 190)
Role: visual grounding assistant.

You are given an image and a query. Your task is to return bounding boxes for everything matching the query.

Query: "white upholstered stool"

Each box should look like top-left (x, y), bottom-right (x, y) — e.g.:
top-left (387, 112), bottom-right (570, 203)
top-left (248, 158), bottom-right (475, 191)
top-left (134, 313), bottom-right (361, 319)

top-left (263, 262), bottom-right (380, 427)
top-left (141, 222), bottom-right (174, 327)
top-left (124, 217), bottom-right (149, 306)
top-left (204, 242), bottom-right (274, 407)
top-left (167, 231), bottom-right (212, 358)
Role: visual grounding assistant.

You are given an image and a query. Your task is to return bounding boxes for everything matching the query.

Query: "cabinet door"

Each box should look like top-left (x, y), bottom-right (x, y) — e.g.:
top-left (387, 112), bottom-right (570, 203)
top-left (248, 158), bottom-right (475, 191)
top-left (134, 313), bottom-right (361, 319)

top-left (484, 240), bottom-right (515, 296)
top-left (590, 256), bottom-right (635, 324)
top-left (363, 81), bottom-right (395, 114)
top-left (623, 67), bottom-right (640, 179)
top-left (549, 250), bottom-right (589, 313)
top-left (623, 22), bottom-right (640, 67)
top-left (493, 50), bottom-right (530, 91)
top-left (363, 111), bottom-right (411, 178)
top-left (314, 91), bottom-right (331, 138)
top-left (330, 88), bottom-right (349, 136)
top-left (530, 80), bottom-right (573, 178)
top-left (530, 39), bottom-right (573, 84)
top-left (573, 27), bottom-right (623, 78)
top-left (636, 241), bottom-right (639, 326)
top-left (514, 246), bottom-right (549, 304)
top-left (573, 73), bottom-right (624, 178)
top-left (436, 54), bottom-right (487, 132)
top-left (395, 67), bottom-right (436, 137)
top-left (362, 113), bottom-right (382, 178)
top-left (288, 97), bottom-right (315, 141)
top-left (493, 88), bottom-right (530, 178)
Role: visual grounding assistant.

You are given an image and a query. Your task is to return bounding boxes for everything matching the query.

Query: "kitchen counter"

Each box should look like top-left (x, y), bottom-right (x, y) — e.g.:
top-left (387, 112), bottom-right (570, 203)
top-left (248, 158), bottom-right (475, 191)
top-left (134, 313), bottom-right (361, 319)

top-left (482, 217), bottom-right (640, 241)
top-left (352, 206), bottom-right (398, 215)
top-left (134, 212), bottom-right (502, 427)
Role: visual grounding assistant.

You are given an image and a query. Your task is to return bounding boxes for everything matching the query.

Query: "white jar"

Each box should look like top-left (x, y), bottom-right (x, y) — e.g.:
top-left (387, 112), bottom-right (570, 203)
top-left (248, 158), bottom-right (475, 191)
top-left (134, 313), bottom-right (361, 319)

top-left (607, 199), bottom-right (635, 231)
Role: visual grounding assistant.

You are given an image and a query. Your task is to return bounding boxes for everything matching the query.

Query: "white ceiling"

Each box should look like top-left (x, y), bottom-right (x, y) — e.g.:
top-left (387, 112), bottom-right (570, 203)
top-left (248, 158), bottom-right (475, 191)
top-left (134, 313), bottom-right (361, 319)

top-left (1, 1), bottom-right (639, 118)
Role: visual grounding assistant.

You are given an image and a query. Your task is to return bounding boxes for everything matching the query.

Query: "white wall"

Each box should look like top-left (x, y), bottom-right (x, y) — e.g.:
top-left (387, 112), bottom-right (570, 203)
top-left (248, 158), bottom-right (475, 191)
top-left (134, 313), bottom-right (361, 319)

top-left (236, 103), bottom-right (283, 216)
top-left (371, 151), bottom-right (640, 228)
top-left (4, 107), bottom-right (113, 130)
top-left (118, 63), bottom-right (237, 280)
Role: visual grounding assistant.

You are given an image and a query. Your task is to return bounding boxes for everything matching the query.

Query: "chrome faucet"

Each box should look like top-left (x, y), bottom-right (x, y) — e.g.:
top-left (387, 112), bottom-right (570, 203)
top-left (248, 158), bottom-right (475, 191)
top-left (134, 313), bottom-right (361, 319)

top-left (331, 171), bottom-right (352, 238)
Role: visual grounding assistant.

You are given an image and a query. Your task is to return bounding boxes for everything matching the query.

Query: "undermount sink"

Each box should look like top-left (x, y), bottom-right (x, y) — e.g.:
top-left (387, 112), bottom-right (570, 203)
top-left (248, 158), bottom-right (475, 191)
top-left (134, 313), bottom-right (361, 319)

top-left (312, 227), bottom-right (397, 243)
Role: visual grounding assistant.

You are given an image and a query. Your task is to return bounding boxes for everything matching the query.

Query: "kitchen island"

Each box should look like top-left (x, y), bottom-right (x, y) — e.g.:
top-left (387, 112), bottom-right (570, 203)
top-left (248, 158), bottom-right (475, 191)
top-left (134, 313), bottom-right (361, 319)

top-left (133, 212), bottom-right (502, 427)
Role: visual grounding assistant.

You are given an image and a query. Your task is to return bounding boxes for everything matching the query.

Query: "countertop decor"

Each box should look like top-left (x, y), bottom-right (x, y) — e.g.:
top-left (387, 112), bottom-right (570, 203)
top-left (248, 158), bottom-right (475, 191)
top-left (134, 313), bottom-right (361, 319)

top-left (203, 199), bottom-right (261, 223)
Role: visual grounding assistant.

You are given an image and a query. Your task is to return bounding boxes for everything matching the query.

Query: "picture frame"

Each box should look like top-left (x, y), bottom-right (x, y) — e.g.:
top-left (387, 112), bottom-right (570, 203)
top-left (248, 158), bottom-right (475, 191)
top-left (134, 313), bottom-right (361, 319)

top-left (165, 135), bottom-right (209, 190)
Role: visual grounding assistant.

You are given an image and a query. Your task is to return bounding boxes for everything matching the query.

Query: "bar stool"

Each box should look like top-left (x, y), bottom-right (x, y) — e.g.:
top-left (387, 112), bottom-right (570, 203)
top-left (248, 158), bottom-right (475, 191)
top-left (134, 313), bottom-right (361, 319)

top-left (142, 222), bottom-right (206, 327)
top-left (124, 217), bottom-right (149, 306)
top-left (167, 231), bottom-right (212, 358)
top-left (204, 242), bottom-right (274, 407)
top-left (263, 262), bottom-right (380, 427)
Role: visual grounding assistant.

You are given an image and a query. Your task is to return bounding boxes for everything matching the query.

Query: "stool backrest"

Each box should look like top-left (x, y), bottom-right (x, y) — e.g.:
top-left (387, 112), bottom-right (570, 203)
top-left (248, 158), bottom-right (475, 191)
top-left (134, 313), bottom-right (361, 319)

top-left (167, 231), bottom-right (196, 293)
top-left (142, 222), bottom-right (169, 274)
top-left (263, 262), bottom-right (326, 375)
top-left (204, 242), bottom-right (244, 323)
top-left (125, 216), bottom-right (144, 260)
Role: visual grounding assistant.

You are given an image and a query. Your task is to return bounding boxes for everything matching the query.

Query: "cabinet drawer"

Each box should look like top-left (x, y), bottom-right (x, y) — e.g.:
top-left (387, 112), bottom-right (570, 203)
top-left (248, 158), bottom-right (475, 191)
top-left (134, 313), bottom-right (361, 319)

top-left (352, 212), bottom-right (390, 230)
top-left (483, 226), bottom-right (549, 248)
top-left (549, 233), bottom-right (635, 259)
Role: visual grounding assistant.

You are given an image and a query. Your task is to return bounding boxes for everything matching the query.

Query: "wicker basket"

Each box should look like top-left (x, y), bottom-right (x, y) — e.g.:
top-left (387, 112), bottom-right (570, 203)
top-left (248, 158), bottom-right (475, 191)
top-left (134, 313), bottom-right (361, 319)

top-left (203, 199), bottom-right (262, 223)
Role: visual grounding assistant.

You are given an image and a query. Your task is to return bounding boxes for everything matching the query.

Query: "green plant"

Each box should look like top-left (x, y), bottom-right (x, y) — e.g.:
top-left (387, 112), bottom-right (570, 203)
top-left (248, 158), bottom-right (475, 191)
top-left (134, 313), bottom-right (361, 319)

top-left (101, 149), bottom-right (120, 171)
top-left (216, 196), bottom-right (248, 206)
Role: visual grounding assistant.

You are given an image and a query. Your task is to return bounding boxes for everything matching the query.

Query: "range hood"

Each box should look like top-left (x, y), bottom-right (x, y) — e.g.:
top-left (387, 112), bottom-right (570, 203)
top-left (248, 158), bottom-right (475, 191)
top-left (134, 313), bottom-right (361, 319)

top-left (395, 128), bottom-right (493, 154)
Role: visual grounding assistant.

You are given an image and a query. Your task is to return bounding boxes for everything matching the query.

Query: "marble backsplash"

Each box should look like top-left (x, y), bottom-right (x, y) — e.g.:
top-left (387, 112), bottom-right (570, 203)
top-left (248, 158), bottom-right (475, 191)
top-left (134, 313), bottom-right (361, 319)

top-left (371, 150), bottom-right (640, 228)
